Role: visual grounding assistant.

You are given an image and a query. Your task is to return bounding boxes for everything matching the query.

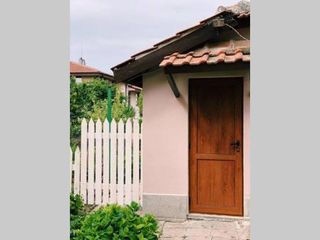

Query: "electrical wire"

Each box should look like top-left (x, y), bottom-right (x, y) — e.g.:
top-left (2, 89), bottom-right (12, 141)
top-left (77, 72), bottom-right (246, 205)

top-left (224, 23), bottom-right (249, 41)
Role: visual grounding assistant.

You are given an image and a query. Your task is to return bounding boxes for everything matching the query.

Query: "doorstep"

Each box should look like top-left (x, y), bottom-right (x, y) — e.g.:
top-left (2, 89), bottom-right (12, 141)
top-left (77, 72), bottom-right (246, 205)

top-left (187, 213), bottom-right (250, 222)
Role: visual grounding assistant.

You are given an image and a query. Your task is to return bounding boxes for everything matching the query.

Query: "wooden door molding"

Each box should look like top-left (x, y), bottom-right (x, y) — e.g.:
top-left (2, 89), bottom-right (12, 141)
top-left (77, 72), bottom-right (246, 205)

top-left (189, 78), bottom-right (243, 216)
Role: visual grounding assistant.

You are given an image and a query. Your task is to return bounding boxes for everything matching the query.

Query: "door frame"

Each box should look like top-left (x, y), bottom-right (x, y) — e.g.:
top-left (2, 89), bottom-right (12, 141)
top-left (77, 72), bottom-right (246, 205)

top-left (188, 74), bottom-right (249, 217)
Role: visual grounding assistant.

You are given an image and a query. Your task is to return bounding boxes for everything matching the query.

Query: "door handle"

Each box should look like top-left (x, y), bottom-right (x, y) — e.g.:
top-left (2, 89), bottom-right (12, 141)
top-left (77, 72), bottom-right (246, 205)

top-left (230, 140), bottom-right (241, 152)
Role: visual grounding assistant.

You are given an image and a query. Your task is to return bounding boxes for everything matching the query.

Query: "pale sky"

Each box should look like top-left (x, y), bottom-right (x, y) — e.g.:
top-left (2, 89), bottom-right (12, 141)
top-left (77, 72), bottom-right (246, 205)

top-left (70, 0), bottom-right (239, 74)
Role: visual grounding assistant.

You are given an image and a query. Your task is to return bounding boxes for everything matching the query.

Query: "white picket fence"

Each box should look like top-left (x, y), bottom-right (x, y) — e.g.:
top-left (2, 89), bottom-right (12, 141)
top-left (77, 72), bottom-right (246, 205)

top-left (70, 118), bottom-right (143, 206)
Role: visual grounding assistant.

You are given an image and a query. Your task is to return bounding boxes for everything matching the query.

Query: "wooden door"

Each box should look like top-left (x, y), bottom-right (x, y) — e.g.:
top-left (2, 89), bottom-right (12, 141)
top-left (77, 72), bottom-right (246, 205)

top-left (189, 78), bottom-right (243, 216)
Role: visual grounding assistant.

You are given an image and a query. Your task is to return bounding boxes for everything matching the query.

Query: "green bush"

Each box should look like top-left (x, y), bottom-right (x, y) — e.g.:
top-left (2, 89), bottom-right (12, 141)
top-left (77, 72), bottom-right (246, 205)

top-left (70, 194), bottom-right (87, 239)
top-left (137, 91), bottom-right (143, 125)
top-left (70, 77), bottom-right (136, 149)
top-left (111, 86), bottom-right (135, 122)
top-left (74, 202), bottom-right (159, 240)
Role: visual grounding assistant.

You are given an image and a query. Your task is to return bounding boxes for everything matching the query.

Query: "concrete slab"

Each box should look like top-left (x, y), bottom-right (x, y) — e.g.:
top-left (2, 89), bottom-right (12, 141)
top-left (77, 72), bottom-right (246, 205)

top-left (159, 219), bottom-right (250, 240)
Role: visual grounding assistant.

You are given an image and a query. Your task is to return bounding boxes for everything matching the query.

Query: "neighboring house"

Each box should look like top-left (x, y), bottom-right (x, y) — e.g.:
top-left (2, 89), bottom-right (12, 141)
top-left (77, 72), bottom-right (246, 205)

top-left (112, 0), bottom-right (250, 219)
top-left (122, 84), bottom-right (142, 116)
top-left (118, 83), bottom-right (142, 115)
top-left (70, 60), bottom-right (114, 83)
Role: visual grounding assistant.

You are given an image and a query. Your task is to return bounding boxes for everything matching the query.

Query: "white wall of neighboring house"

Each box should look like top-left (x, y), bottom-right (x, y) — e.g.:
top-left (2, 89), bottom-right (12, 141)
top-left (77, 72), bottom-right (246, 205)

top-left (118, 82), bottom-right (141, 119)
top-left (75, 77), bottom-right (82, 83)
top-left (118, 82), bottom-right (127, 95)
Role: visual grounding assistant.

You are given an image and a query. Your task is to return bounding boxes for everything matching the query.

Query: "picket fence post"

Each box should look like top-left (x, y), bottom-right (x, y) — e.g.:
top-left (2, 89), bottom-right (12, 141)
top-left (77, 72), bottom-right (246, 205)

top-left (80, 119), bottom-right (87, 203)
top-left (109, 120), bottom-right (117, 203)
top-left (74, 147), bottom-right (80, 195)
top-left (140, 122), bottom-right (143, 205)
top-left (95, 119), bottom-right (102, 205)
top-left (125, 120), bottom-right (132, 205)
top-left (70, 148), bottom-right (73, 192)
top-left (102, 119), bottom-right (110, 204)
top-left (132, 119), bottom-right (140, 203)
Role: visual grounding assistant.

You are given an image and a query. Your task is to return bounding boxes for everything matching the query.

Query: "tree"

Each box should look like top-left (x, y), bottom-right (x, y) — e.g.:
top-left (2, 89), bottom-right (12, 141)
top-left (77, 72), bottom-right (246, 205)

top-left (70, 77), bottom-right (136, 148)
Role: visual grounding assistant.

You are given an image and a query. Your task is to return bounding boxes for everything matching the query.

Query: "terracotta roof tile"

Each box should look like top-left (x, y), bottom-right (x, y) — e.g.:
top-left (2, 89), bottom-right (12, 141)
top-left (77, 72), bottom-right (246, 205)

top-left (159, 40), bottom-right (250, 67)
top-left (70, 61), bottom-right (102, 74)
top-left (237, 12), bottom-right (250, 18)
top-left (70, 61), bottom-right (113, 80)
top-left (242, 55), bottom-right (250, 62)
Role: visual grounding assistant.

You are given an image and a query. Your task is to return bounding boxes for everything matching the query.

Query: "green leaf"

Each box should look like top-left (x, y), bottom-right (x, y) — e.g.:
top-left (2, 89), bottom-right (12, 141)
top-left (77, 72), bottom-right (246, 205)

top-left (129, 201), bottom-right (140, 212)
top-left (137, 233), bottom-right (145, 240)
top-left (106, 225), bottom-right (113, 234)
top-left (136, 224), bottom-right (145, 230)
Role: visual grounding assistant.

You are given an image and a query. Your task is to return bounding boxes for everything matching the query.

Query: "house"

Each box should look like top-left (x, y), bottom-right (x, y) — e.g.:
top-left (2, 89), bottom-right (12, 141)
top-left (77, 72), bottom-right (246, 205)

top-left (70, 59), bottom-right (114, 83)
top-left (112, 0), bottom-right (250, 219)
top-left (118, 83), bottom-right (142, 115)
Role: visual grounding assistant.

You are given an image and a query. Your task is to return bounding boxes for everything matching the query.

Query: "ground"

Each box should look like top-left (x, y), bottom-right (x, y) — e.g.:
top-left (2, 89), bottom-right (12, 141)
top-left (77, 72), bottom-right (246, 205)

top-left (158, 219), bottom-right (250, 240)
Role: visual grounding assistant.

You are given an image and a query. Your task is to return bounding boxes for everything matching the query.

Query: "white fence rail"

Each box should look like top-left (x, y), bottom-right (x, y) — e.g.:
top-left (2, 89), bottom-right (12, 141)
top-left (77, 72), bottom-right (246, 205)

top-left (70, 118), bottom-right (143, 206)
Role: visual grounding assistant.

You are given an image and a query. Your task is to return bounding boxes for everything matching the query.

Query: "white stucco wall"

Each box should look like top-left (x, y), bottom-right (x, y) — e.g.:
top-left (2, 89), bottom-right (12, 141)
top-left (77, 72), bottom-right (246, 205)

top-left (142, 67), bottom-right (250, 215)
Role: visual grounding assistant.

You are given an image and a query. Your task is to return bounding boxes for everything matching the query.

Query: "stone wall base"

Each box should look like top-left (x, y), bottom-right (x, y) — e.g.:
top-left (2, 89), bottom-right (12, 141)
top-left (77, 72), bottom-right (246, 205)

top-left (142, 194), bottom-right (188, 220)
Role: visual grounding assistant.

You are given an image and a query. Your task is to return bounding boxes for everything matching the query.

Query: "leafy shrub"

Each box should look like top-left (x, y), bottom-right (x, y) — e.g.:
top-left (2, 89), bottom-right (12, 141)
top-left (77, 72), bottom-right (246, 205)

top-left (70, 194), bottom-right (87, 239)
top-left (112, 86), bottom-right (135, 122)
top-left (137, 91), bottom-right (143, 125)
top-left (70, 77), bottom-right (136, 149)
top-left (74, 202), bottom-right (159, 240)
top-left (70, 77), bottom-right (115, 148)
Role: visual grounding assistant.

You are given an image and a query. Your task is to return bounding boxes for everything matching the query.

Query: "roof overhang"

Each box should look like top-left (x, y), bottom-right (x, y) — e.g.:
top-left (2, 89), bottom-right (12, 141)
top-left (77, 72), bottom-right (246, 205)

top-left (112, 11), bottom-right (249, 83)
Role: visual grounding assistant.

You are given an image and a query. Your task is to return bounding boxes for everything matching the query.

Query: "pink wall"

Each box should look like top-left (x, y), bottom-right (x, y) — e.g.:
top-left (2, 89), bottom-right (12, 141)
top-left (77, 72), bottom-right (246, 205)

top-left (143, 69), bottom-right (189, 195)
top-left (142, 68), bottom-right (250, 214)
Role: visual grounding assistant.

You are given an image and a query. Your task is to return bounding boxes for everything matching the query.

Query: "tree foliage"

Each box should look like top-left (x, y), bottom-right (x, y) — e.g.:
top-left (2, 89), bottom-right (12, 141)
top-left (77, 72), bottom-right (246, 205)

top-left (70, 77), bottom-right (136, 148)
top-left (137, 91), bottom-right (143, 124)
top-left (112, 86), bottom-right (135, 122)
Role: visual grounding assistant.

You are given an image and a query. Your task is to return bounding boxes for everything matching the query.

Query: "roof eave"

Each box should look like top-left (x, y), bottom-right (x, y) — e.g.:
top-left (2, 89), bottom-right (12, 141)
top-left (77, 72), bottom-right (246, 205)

top-left (70, 72), bottom-right (114, 81)
top-left (112, 11), bottom-right (249, 83)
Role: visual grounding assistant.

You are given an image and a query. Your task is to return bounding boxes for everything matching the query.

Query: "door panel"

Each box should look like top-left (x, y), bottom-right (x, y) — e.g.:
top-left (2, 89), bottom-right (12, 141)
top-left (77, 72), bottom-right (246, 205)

top-left (189, 78), bottom-right (243, 216)
top-left (197, 85), bottom-right (235, 155)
